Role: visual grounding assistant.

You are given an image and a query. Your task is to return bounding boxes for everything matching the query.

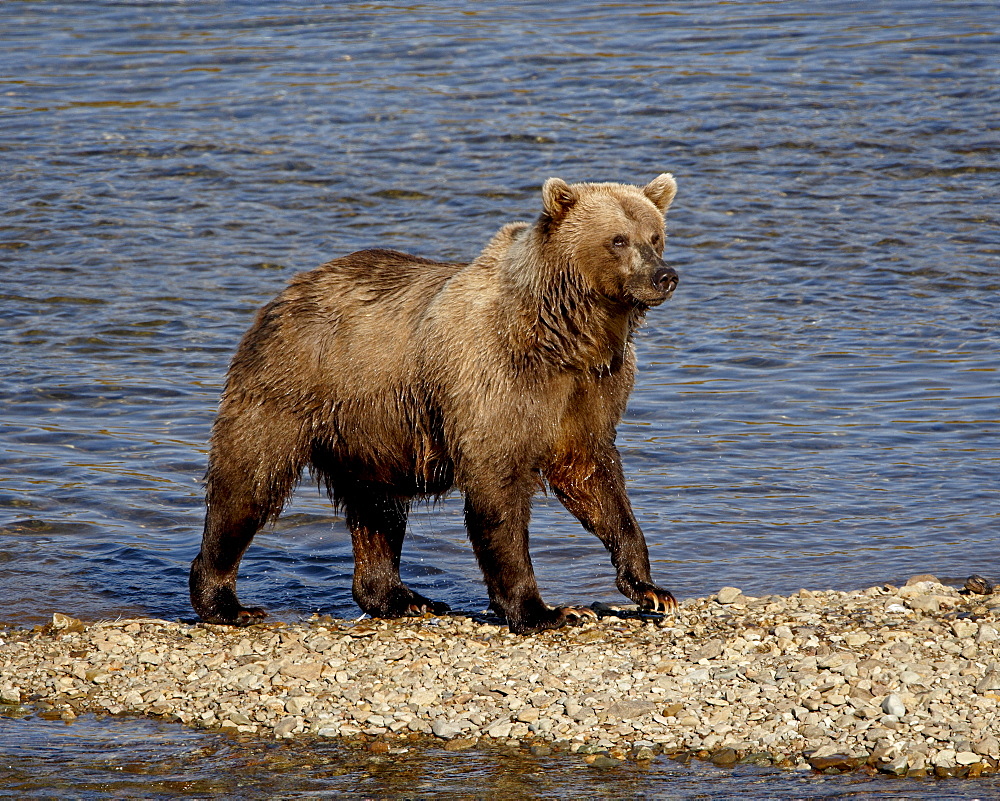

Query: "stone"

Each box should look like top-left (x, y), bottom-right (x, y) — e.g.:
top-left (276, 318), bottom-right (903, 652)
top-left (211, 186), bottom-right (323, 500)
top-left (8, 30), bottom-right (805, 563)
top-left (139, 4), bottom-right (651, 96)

top-left (881, 694), bottom-right (906, 717)
top-left (444, 737), bottom-right (477, 751)
top-left (710, 747), bottom-right (739, 767)
top-left (956, 751), bottom-right (980, 766)
top-left (808, 754), bottom-right (860, 772)
top-left (878, 755), bottom-right (908, 776)
top-left (633, 746), bottom-right (655, 761)
top-left (0, 687), bottom-right (21, 705)
top-left (431, 720), bottom-right (461, 739)
top-left (285, 696), bottom-right (310, 715)
top-left (975, 673), bottom-right (1000, 694)
top-left (689, 640), bottom-right (724, 662)
top-left (605, 699), bottom-right (657, 720)
top-left (587, 755), bottom-right (621, 769)
top-left (977, 625), bottom-right (999, 644)
top-left (716, 587), bottom-right (742, 605)
top-left (906, 596), bottom-right (940, 613)
top-left (279, 662), bottom-right (323, 681)
top-left (274, 717), bottom-right (297, 737)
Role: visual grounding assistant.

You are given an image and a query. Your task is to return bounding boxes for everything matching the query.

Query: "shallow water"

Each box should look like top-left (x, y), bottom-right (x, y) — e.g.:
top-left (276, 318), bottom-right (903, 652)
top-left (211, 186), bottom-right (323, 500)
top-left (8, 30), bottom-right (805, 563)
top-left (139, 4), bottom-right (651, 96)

top-left (1, 0), bottom-right (998, 796)
top-left (4, 711), bottom-right (1000, 800)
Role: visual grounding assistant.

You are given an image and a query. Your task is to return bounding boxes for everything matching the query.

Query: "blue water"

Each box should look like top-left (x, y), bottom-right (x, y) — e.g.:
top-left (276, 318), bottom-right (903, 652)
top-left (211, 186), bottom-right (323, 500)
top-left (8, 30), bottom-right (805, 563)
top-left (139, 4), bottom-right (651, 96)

top-left (1, 1), bottom-right (998, 796)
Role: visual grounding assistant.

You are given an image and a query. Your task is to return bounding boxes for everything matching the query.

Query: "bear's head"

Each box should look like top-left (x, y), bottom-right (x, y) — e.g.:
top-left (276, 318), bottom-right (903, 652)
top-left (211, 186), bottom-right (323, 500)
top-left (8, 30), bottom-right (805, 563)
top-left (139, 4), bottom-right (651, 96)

top-left (540, 173), bottom-right (678, 309)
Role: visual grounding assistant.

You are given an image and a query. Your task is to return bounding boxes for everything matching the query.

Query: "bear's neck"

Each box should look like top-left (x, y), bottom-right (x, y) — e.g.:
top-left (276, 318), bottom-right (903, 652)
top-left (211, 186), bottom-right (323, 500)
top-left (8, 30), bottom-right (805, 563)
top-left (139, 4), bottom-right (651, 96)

top-left (502, 245), bottom-right (644, 374)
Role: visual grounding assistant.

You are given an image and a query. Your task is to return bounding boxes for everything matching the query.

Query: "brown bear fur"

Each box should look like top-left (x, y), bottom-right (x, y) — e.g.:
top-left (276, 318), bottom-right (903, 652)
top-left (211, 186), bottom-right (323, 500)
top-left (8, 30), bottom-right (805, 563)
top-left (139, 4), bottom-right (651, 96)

top-left (189, 173), bottom-right (679, 634)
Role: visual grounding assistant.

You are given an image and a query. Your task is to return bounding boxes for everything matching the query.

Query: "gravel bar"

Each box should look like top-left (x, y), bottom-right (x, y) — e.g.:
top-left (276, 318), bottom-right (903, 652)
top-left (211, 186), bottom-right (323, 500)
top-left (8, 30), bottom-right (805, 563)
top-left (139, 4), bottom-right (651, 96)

top-left (3, 575), bottom-right (1000, 778)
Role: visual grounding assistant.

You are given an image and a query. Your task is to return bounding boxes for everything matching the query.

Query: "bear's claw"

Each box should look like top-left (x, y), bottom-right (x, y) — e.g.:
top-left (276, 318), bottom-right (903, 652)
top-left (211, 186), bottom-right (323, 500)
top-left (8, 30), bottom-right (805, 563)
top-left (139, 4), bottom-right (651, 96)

top-left (640, 588), bottom-right (678, 614)
top-left (233, 606), bottom-right (268, 626)
top-left (404, 599), bottom-right (451, 616)
top-left (557, 605), bottom-right (599, 624)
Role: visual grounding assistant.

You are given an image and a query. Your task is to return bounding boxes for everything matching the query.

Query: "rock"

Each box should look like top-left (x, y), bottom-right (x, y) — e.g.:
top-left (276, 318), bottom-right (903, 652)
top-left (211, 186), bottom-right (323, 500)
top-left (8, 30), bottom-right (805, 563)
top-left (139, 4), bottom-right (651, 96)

top-left (285, 696), bottom-right (310, 715)
top-left (486, 720), bottom-right (513, 739)
top-left (906, 596), bottom-right (940, 613)
top-left (932, 748), bottom-right (957, 768)
top-left (431, 720), bottom-right (462, 739)
top-left (605, 699), bottom-right (657, 720)
top-left (964, 574), bottom-right (994, 594)
top-left (274, 717), bottom-right (297, 737)
top-left (710, 747), bottom-right (739, 767)
top-left (409, 689), bottom-right (438, 707)
top-left (977, 625), bottom-right (999, 644)
top-left (956, 751), bottom-right (980, 766)
top-left (689, 640), bottom-right (724, 662)
top-left (633, 746), bottom-right (655, 762)
top-left (716, 587), bottom-right (742, 605)
top-left (279, 662), bottom-right (323, 681)
top-left (975, 672), bottom-right (1000, 694)
top-left (881, 694), bottom-right (906, 717)
top-left (952, 619), bottom-right (977, 639)
top-left (878, 755), bottom-right (908, 776)
top-left (0, 687), bottom-right (21, 705)
top-left (808, 753), bottom-right (860, 772)
top-left (444, 737), bottom-right (477, 751)
top-left (587, 755), bottom-right (621, 769)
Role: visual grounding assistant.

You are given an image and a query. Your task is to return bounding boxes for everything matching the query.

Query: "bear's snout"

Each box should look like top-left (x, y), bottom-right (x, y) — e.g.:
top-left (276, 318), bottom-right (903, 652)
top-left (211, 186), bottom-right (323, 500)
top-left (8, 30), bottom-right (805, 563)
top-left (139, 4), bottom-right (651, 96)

top-left (653, 265), bottom-right (678, 295)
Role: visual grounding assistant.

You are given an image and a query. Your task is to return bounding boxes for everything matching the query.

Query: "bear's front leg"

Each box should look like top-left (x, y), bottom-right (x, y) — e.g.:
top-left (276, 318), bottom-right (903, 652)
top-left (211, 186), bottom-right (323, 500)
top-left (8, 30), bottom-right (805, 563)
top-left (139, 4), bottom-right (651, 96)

top-left (463, 484), bottom-right (595, 634)
top-left (547, 446), bottom-right (677, 614)
top-left (346, 489), bottom-right (450, 618)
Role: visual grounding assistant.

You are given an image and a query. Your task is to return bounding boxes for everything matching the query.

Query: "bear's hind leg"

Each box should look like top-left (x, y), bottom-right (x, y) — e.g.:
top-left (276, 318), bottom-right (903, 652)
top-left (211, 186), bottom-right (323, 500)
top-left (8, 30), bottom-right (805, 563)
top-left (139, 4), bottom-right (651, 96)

top-left (346, 488), bottom-right (450, 618)
top-left (189, 503), bottom-right (268, 626)
top-left (190, 406), bottom-right (306, 625)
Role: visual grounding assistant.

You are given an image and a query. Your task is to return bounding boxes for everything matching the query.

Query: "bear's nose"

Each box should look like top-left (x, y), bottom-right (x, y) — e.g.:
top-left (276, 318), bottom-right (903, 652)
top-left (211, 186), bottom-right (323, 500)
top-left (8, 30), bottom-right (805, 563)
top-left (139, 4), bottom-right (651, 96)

top-left (653, 266), bottom-right (678, 294)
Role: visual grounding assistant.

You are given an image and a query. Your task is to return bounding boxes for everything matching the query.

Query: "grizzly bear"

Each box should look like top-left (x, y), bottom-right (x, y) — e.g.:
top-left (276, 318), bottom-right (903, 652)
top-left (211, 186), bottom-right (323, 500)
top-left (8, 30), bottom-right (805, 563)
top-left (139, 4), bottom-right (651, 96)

top-left (190, 173), bottom-right (680, 634)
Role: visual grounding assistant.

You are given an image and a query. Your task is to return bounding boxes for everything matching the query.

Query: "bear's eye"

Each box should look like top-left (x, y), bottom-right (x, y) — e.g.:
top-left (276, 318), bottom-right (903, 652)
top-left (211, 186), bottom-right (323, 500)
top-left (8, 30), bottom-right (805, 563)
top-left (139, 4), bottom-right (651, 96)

top-left (611, 235), bottom-right (629, 249)
top-left (651, 233), bottom-right (661, 247)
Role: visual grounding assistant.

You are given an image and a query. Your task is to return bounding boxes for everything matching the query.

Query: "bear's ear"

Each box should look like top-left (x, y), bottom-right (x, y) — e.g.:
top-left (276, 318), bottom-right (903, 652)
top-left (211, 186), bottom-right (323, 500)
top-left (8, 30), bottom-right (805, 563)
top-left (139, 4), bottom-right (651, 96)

top-left (643, 173), bottom-right (677, 213)
top-left (541, 177), bottom-right (578, 220)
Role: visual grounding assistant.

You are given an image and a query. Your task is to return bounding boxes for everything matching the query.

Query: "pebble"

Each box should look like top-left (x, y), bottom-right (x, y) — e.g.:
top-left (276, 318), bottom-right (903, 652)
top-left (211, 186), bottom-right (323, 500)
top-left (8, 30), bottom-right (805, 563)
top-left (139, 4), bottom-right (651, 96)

top-left (881, 693), bottom-right (906, 717)
top-left (2, 577), bottom-right (999, 779)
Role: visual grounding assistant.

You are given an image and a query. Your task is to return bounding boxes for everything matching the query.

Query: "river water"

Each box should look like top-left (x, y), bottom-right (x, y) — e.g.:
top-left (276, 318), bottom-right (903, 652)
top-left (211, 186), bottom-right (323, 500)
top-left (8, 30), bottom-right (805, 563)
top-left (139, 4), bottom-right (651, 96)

top-left (1, 1), bottom-right (997, 797)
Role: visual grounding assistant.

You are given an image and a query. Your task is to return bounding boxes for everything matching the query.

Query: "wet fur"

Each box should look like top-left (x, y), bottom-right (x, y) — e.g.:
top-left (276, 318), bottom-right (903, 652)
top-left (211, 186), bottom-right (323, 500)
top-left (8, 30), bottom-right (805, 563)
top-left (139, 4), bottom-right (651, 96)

top-left (190, 174), bottom-right (679, 633)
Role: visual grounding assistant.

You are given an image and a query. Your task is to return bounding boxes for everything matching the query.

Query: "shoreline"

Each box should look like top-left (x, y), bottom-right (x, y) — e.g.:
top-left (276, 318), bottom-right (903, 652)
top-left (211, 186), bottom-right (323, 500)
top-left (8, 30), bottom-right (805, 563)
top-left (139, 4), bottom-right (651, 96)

top-left (2, 577), bottom-right (999, 779)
